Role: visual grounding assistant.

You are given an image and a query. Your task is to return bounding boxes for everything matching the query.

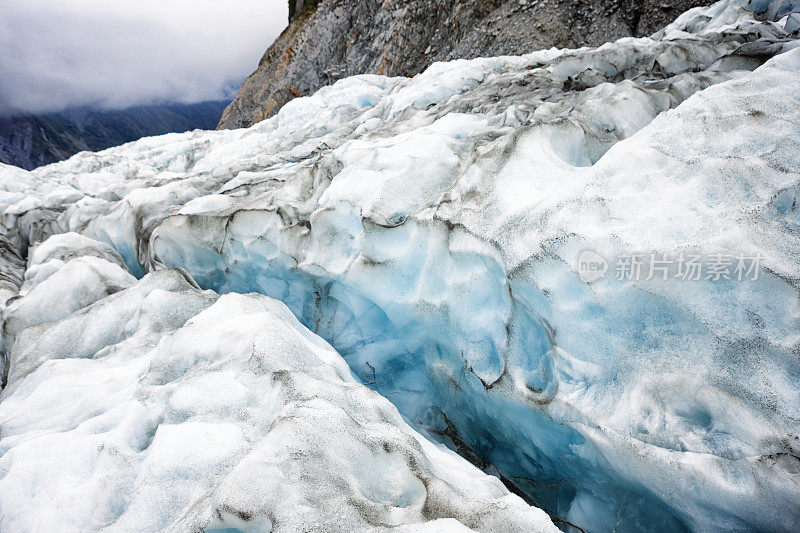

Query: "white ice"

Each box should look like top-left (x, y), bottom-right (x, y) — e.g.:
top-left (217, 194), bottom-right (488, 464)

top-left (0, 235), bottom-right (556, 532)
top-left (1, 1), bottom-right (799, 531)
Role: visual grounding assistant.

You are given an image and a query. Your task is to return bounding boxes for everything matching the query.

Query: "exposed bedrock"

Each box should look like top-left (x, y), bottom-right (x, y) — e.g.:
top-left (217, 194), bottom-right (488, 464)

top-left (218, 0), bottom-right (717, 129)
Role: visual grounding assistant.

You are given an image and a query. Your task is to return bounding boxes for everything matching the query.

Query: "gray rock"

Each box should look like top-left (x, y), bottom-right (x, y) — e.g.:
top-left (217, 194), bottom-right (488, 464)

top-left (218, 0), bottom-right (714, 129)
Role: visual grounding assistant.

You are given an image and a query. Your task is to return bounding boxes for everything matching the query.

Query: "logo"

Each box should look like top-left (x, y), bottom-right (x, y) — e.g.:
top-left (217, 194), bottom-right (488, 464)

top-left (577, 250), bottom-right (608, 283)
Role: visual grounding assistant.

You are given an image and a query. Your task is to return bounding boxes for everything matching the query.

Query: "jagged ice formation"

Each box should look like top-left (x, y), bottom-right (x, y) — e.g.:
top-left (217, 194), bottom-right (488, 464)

top-left (0, 233), bottom-right (557, 531)
top-left (1, 1), bottom-right (800, 531)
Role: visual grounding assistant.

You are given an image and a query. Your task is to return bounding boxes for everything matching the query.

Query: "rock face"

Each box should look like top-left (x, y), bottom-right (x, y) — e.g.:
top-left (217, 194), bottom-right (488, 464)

top-left (218, 0), bottom-right (714, 129)
top-left (0, 101), bottom-right (230, 170)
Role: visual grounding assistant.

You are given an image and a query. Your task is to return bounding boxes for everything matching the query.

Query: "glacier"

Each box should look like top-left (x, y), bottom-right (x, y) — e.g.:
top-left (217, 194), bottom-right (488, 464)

top-left (0, 233), bottom-right (556, 531)
top-left (1, 1), bottom-right (800, 531)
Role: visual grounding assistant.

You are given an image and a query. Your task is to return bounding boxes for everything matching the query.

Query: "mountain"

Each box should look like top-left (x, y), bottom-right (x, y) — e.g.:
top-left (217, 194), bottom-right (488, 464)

top-left (2, 2), bottom-right (799, 531)
top-left (0, 101), bottom-right (230, 170)
top-left (218, 0), bottom-right (713, 129)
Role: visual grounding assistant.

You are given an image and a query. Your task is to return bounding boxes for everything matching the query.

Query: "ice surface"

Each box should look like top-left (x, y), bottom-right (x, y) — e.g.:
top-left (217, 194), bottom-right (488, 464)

top-left (0, 235), bottom-right (556, 532)
top-left (1, 1), bottom-right (799, 531)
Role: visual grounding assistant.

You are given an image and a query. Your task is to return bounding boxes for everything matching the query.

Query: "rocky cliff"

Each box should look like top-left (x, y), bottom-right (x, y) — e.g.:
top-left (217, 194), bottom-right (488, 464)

top-left (218, 0), bottom-right (713, 129)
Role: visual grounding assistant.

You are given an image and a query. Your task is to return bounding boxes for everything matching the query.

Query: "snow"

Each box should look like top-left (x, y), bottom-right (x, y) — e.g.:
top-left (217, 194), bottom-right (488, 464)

top-left (0, 235), bottom-right (555, 532)
top-left (1, 1), bottom-right (799, 531)
top-left (2, 234), bottom-right (137, 362)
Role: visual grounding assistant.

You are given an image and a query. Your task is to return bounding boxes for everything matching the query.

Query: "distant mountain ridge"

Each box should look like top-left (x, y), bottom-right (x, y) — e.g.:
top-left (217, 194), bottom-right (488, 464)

top-left (0, 101), bottom-right (230, 170)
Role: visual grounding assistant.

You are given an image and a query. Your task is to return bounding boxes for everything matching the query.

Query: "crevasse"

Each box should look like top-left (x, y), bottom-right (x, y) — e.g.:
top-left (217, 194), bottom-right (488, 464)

top-left (1, 1), bottom-right (800, 532)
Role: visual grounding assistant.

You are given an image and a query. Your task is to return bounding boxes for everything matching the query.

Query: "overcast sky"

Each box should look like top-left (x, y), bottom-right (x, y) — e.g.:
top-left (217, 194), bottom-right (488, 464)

top-left (0, 0), bottom-right (288, 115)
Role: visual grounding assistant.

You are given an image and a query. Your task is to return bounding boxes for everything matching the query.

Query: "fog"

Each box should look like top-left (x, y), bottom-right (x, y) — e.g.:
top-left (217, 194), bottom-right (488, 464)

top-left (0, 0), bottom-right (288, 115)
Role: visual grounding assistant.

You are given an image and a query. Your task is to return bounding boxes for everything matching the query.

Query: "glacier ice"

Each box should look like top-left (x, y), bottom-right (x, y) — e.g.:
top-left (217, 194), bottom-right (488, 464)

top-left (1, 1), bottom-right (800, 531)
top-left (0, 234), bottom-right (556, 532)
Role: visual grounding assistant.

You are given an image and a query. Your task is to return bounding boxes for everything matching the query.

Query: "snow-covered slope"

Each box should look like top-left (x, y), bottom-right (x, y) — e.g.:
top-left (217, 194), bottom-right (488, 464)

top-left (1, 1), bottom-right (799, 531)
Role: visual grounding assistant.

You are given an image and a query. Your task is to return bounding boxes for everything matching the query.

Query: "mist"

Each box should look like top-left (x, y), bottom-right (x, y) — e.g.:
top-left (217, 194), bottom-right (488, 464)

top-left (0, 0), bottom-right (288, 115)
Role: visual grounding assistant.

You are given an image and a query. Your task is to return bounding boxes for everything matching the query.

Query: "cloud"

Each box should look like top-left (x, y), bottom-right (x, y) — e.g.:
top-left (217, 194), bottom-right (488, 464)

top-left (0, 0), bottom-right (288, 115)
